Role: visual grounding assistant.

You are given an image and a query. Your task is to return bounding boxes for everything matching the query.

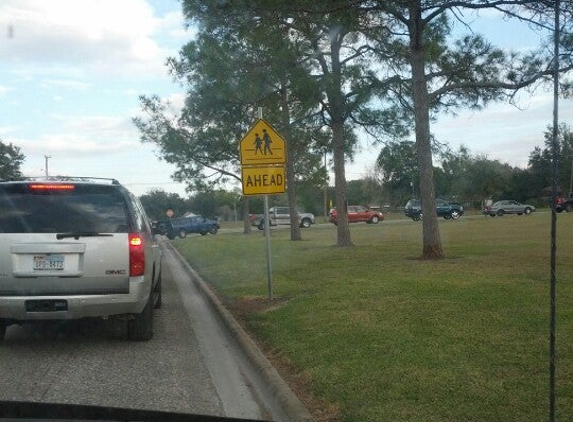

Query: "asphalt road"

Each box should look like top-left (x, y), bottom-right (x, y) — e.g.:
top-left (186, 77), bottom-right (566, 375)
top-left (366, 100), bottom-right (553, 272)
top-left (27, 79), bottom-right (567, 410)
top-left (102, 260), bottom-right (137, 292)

top-left (0, 244), bottom-right (267, 420)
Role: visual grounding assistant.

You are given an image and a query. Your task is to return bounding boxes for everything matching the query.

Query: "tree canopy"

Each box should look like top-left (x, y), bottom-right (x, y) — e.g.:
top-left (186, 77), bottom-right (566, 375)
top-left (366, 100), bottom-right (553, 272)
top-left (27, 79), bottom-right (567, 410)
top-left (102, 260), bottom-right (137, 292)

top-left (0, 140), bottom-right (25, 180)
top-left (135, 0), bottom-right (573, 257)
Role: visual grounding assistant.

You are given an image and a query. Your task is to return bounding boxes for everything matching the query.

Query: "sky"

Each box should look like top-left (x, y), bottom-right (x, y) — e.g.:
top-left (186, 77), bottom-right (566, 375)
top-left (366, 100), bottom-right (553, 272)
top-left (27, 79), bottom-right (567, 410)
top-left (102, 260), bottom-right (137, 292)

top-left (0, 1), bottom-right (571, 197)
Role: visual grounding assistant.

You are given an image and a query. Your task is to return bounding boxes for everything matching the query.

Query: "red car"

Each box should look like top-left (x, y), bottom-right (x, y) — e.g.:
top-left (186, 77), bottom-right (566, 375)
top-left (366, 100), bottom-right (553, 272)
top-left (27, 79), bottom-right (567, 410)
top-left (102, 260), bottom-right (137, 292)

top-left (329, 205), bottom-right (384, 225)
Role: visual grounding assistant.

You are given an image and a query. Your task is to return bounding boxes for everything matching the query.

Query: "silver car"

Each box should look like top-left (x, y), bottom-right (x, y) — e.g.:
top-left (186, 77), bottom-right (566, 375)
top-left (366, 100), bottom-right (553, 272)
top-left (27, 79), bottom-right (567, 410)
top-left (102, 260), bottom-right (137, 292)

top-left (0, 177), bottom-right (162, 341)
top-left (485, 200), bottom-right (536, 217)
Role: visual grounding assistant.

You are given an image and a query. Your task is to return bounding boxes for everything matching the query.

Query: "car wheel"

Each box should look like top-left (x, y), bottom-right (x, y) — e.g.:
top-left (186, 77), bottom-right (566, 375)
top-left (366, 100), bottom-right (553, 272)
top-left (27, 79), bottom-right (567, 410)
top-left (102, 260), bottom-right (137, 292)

top-left (489, 213), bottom-right (496, 217)
top-left (443, 214), bottom-right (451, 220)
top-left (200, 231), bottom-right (208, 236)
top-left (300, 218), bottom-right (312, 228)
top-left (497, 210), bottom-right (505, 217)
top-left (153, 271), bottom-right (162, 310)
top-left (258, 221), bottom-right (265, 230)
top-left (566, 204), bottom-right (573, 212)
top-left (209, 226), bottom-right (219, 235)
top-left (524, 207), bottom-right (532, 215)
top-left (0, 319), bottom-right (6, 341)
top-left (128, 294), bottom-right (153, 341)
top-left (370, 215), bottom-right (379, 224)
top-left (451, 211), bottom-right (460, 220)
top-left (178, 229), bottom-right (187, 238)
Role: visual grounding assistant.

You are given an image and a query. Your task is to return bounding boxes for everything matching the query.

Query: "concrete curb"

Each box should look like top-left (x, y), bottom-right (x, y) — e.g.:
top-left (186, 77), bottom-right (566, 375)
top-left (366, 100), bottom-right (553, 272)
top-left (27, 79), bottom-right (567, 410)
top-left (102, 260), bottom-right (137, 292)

top-left (166, 242), bottom-right (315, 422)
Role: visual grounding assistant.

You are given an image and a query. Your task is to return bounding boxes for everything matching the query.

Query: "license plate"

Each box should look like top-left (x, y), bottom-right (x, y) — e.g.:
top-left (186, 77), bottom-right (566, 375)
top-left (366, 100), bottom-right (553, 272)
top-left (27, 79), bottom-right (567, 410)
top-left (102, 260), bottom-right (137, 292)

top-left (33, 254), bottom-right (65, 271)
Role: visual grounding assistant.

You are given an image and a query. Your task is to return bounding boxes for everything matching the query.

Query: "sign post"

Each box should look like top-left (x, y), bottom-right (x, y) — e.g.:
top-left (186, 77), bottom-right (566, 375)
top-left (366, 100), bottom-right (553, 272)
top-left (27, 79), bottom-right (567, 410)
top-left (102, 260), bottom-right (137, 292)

top-left (239, 117), bottom-right (287, 301)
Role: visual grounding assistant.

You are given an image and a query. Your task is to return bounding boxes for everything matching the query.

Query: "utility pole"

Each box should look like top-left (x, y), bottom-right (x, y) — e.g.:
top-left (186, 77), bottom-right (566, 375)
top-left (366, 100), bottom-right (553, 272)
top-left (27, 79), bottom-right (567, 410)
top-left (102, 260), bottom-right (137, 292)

top-left (44, 155), bottom-right (51, 177)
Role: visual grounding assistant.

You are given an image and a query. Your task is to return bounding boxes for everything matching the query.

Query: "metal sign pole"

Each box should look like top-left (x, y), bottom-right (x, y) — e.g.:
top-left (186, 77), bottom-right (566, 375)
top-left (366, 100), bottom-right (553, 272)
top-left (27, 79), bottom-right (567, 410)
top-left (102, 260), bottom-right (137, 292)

top-left (549, 2), bottom-right (560, 421)
top-left (257, 107), bottom-right (273, 302)
top-left (263, 194), bottom-right (273, 301)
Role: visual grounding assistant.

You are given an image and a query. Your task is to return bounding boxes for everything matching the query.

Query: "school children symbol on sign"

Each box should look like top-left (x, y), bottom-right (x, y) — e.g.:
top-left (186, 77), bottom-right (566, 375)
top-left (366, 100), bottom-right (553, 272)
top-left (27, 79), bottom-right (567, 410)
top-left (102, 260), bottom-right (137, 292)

top-left (240, 119), bottom-right (286, 165)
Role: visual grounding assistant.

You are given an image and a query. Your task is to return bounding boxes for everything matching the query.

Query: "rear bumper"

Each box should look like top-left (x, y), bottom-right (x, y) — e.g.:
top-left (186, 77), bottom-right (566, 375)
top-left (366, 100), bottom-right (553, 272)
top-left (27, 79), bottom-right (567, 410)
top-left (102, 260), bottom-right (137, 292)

top-left (0, 277), bottom-right (150, 321)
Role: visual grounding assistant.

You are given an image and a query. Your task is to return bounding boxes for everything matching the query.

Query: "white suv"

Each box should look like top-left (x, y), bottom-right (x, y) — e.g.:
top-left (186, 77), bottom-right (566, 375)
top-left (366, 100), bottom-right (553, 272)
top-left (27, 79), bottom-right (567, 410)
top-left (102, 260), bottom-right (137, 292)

top-left (0, 177), bottom-right (162, 341)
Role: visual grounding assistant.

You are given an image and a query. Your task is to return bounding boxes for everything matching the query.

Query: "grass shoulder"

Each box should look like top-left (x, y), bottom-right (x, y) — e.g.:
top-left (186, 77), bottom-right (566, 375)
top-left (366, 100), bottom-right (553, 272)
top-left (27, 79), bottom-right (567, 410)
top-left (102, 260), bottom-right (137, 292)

top-left (173, 213), bottom-right (572, 422)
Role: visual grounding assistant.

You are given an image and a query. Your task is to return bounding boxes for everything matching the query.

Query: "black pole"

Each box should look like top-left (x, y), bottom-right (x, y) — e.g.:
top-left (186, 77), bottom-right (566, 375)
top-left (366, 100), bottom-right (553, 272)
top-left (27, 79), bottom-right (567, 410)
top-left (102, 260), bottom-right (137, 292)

top-left (549, 1), bottom-right (560, 421)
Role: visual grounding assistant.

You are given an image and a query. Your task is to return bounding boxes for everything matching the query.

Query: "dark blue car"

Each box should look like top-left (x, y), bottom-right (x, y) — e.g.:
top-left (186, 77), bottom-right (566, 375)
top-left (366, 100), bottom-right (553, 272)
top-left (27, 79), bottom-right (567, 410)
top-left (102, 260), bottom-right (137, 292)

top-left (156, 215), bottom-right (220, 239)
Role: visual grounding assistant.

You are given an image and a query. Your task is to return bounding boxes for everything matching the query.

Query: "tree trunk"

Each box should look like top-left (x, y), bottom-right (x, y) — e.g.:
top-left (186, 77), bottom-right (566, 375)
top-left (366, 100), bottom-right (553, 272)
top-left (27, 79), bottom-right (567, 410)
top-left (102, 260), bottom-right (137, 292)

top-left (332, 119), bottom-right (353, 246)
top-left (242, 196), bottom-right (252, 234)
top-left (329, 35), bottom-right (353, 247)
top-left (281, 83), bottom-right (302, 241)
top-left (408, 2), bottom-right (443, 259)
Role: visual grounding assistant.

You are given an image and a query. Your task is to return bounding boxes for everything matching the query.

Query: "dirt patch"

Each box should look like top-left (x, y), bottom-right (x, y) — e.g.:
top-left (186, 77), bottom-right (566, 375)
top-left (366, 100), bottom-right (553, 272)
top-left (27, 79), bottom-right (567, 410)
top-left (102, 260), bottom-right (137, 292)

top-left (225, 296), bottom-right (343, 422)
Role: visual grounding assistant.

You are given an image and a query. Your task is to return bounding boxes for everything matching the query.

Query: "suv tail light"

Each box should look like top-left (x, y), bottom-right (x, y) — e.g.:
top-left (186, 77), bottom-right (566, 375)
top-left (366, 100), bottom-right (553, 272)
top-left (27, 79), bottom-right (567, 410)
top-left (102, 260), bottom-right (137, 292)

top-left (29, 183), bottom-right (75, 191)
top-left (129, 233), bottom-right (145, 277)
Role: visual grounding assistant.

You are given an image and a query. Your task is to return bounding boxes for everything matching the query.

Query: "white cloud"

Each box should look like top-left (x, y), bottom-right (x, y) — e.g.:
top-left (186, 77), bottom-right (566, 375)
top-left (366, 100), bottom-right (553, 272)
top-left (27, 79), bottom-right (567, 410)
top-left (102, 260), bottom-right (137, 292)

top-left (0, 85), bottom-right (14, 96)
top-left (13, 114), bottom-right (140, 158)
top-left (0, 125), bottom-right (17, 136)
top-left (0, 0), bottom-right (181, 77)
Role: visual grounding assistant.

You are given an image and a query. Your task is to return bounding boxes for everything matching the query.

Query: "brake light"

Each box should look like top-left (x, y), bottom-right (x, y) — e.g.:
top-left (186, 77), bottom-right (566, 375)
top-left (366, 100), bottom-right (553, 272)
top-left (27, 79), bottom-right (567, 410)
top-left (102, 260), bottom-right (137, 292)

top-left (129, 233), bottom-right (145, 277)
top-left (29, 183), bottom-right (75, 191)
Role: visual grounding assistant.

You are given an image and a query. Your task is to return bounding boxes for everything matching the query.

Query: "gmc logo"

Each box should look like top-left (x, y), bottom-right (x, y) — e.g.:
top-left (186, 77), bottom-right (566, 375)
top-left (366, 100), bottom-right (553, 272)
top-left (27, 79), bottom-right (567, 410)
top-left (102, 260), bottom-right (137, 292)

top-left (106, 270), bottom-right (126, 275)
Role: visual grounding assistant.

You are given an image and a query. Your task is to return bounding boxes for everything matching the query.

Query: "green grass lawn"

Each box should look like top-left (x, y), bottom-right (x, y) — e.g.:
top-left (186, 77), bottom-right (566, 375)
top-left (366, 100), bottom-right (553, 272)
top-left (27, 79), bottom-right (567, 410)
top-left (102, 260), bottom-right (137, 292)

top-left (173, 213), bottom-right (572, 422)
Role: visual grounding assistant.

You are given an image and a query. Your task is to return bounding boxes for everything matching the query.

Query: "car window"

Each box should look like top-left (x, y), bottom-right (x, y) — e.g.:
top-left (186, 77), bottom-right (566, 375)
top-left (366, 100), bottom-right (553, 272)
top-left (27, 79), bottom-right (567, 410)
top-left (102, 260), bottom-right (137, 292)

top-left (0, 184), bottom-right (129, 234)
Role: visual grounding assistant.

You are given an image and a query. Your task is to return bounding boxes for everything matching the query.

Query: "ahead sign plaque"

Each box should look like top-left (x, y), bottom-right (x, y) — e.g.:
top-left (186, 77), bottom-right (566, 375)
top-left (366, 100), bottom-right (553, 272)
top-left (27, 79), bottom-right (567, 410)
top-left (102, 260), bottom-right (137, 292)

top-left (241, 166), bottom-right (285, 196)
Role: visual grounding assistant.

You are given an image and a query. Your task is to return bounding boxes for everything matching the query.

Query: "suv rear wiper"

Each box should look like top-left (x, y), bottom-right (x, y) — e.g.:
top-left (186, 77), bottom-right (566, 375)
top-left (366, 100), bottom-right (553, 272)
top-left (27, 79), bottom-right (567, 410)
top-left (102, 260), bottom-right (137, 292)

top-left (56, 232), bottom-right (114, 240)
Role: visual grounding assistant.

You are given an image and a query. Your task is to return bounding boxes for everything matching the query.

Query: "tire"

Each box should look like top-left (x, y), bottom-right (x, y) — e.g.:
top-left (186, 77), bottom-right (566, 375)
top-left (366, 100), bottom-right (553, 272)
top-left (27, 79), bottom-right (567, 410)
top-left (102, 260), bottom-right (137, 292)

top-left (566, 204), bottom-right (573, 212)
top-left (524, 207), bottom-right (532, 215)
top-left (153, 271), bottom-right (162, 310)
top-left (369, 215), bottom-right (379, 224)
top-left (497, 210), bottom-right (505, 217)
top-left (489, 214), bottom-right (496, 217)
top-left (0, 319), bottom-right (6, 341)
top-left (258, 220), bottom-right (265, 230)
top-left (451, 211), bottom-right (461, 220)
top-left (178, 229), bottom-right (187, 239)
top-left (300, 218), bottom-right (312, 228)
top-left (128, 293), bottom-right (153, 341)
top-left (209, 226), bottom-right (219, 235)
top-left (200, 231), bottom-right (208, 236)
top-left (443, 214), bottom-right (451, 220)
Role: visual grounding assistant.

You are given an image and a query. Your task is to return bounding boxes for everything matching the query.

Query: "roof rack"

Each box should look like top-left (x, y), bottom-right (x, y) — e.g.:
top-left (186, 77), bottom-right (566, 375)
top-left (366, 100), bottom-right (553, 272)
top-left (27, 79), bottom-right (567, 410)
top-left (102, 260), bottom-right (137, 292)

top-left (3, 176), bottom-right (121, 185)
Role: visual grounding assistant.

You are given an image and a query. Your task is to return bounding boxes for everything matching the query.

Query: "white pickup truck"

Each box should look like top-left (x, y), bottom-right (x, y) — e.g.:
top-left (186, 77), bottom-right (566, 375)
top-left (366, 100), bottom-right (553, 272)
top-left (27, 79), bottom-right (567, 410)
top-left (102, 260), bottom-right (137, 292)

top-left (251, 207), bottom-right (315, 230)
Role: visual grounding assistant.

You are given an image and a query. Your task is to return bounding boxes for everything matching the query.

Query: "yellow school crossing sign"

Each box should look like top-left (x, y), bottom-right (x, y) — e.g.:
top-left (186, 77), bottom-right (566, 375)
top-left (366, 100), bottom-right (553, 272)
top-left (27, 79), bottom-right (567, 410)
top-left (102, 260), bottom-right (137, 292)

top-left (240, 119), bottom-right (286, 196)
top-left (240, 119), bottom-right (286, 165)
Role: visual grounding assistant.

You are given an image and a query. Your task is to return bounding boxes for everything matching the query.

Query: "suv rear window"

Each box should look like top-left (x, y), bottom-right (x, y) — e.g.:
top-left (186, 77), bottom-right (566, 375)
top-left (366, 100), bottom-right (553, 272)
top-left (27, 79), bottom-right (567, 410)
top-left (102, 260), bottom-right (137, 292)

top-left (0, 183), bottom-right (131, 234)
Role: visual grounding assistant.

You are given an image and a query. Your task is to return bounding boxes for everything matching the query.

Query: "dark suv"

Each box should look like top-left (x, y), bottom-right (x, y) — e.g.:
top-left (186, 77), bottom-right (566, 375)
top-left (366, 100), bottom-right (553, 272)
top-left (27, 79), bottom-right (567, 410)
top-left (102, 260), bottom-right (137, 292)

top-left (0, 177), bottom-right (162, 341)
top-left (404, 199), bottom-right (464, 221)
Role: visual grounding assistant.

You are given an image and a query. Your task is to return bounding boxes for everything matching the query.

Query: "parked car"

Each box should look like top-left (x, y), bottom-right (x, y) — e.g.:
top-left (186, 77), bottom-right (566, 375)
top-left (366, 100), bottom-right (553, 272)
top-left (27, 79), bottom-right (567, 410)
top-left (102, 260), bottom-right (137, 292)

top-left (484, 200), bottom-right (536, 217)
top-left (156, 215), bottom-right (220, 238)
top-left (0, 177), bottom-right (162, 341)
top-left (404, 199), bottom-right (464, 221)
top-left (251, 207), bottom-right (315, 230)
top-left (555, 193), bottom-right (573, 213)
top-left (329, 205), bottom-right (384, 225)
